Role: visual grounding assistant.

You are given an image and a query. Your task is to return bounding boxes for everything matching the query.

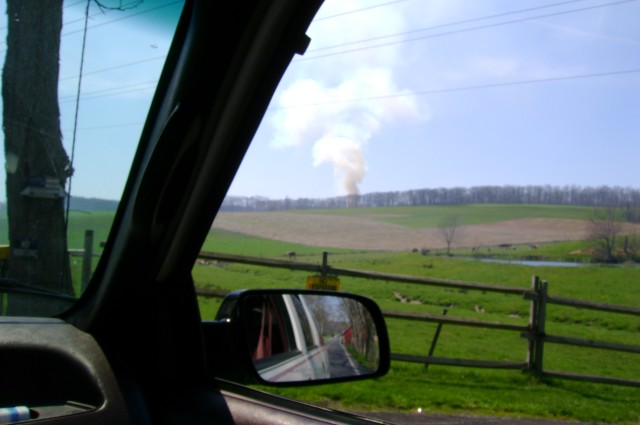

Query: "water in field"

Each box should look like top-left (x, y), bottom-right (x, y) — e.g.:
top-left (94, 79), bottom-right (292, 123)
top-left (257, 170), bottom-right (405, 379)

top-left (473, 258), bottom-right (640, 269)
top-left (477, 258), bottom-right (587, 267)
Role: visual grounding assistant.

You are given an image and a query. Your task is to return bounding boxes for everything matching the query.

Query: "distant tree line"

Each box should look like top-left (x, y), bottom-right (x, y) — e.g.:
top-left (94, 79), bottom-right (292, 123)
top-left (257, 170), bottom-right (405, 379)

top-left (68, 196), bottom-right (119, 211)
top-left (222, 185), bottom-right (640, 220)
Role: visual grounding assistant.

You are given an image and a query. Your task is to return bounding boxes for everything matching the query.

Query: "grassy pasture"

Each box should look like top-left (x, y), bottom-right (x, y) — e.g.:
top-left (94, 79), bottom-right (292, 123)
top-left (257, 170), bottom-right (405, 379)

top-left (294, 204), bottom-right (594, 228)
top-left (195, 206), bottom-right (640, 423)
top-left (193, 249), bottom-right (640, 422)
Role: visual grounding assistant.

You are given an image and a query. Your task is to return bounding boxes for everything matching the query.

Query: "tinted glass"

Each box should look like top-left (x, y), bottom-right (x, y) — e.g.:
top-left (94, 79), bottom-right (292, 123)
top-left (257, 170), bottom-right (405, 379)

top-left (0, 0), bottom-right (184, 316)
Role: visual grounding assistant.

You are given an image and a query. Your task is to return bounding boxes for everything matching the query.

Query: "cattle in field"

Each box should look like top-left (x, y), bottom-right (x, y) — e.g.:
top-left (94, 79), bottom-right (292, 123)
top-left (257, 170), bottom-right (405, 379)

top-left (287, 251), bottom-right (296, 260)
top-left (530, 244), bottom-right (539, 249)
top-left (499, 243), bottom-right (512, 250)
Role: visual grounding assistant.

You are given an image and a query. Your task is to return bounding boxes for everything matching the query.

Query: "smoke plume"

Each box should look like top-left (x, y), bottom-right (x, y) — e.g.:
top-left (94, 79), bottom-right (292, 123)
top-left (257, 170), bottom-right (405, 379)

top-left (269, 2), bottom-right (425, 195)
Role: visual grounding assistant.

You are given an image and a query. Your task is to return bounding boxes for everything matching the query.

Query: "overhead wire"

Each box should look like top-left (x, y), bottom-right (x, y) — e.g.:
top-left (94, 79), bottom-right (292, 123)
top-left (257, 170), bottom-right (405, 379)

top-left (59, 79), bottom-right (158, 102)
top-left (308, 0), bottom-right (590, 52)
top-left (313, 0), bottom-right (410, 21)
top-left (60, 66), bottom-right (640, 132)
top-left (273, 68), bottom-right (640, 110)
top-left (65, 0), bottom-right (91, 231)
top-left (62, 0), bottom-right (183, 37)
top-left (0, 0), bottom-right (630, 129)
top-left (53, 0), bottom-right (635, 87)
top-left (64, 0), bottom-right (87, 8)
top-left (59, 55), bottom-right (166, 81)
top-left (0, 0), bottom-right (182, 52)
top-left (299, 0), bottom-right (640, 61)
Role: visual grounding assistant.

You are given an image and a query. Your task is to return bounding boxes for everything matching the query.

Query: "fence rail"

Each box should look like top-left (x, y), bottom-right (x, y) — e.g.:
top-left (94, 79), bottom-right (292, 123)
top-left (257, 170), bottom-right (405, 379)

top-left (196, 251), bottom-right (640, 387)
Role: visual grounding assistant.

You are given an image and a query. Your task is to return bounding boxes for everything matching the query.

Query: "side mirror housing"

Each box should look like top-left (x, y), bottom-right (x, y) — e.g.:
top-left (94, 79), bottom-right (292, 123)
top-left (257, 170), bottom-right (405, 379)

top-left (203, 289), bottom-right (390, 386)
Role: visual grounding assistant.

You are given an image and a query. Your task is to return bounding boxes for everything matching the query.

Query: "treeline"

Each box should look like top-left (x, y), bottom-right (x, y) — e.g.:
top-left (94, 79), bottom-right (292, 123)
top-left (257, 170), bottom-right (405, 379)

top-left (0, 197), bottom-right (119, 212)
top-left (222, 185), bottom-right (640, 215)
top-left (68, 196), bottom-right (119, 211)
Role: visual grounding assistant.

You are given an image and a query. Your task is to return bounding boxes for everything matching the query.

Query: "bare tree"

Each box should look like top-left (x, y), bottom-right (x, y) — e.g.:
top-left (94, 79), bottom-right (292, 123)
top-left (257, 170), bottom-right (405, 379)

top-left (588, 207), bottom-right (622, 263)
top-left (437, 215), bottom-right (461, 256)
top-left (623, 234), bottom-right (639, 262)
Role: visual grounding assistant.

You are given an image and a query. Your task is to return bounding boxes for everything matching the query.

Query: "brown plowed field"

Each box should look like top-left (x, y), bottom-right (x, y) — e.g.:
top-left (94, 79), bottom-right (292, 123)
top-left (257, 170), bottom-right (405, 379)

top-left (213, 212), bottom-right (640, 251)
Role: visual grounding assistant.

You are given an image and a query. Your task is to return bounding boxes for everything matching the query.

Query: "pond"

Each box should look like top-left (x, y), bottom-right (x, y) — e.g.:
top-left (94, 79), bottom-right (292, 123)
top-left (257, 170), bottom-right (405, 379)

top-left (469, 258), bottom-right (639, 269)
top-left (476, 258), bottom-right (587, 267)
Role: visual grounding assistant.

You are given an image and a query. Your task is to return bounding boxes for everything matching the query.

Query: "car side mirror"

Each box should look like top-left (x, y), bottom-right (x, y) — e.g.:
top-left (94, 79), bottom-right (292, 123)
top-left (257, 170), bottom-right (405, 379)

top-left (203, 289), bottom-right (390, 386)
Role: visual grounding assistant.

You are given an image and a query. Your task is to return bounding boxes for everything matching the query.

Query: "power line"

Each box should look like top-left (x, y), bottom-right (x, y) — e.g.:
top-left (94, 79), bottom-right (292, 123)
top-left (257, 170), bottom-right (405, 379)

top-left (55, 1), bottom-right (631, 82)
top-left (313, 0), bottom-right (410, 22)
top-left (299, 0), bottom-right (639, 61)
top-left (59, 55), bottom-right (165, 81)
top-left (309, 0), bottom-right (589, 52)
top-left (59, 79), bottom-right (158, 102)
top-left (63, 122), bottom-right (143, 132)
top-left (0, 1), bottom-right (182, 47)
top-left (64, 10), bottom-right (111, 27)
top-left (60, 84), bottom-right (156, 103)
top-left (67, 67), bottom-right (640, 115)
top-left (64, 0), bottom-right (87, 8)
top-left (273, 68), bottom-right (640, 110)
top-left (65, 0), bottom-right (91, 243)
top-left (0, 0), bottom-right (169, 35)
top-left (61, 0), bottom-right (183, 37)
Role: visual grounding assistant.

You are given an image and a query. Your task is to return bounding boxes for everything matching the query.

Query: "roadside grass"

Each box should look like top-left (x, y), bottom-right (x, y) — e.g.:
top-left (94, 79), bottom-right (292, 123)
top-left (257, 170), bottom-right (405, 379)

top-left (194, 225), bottom-right (640, 423)
top-left (268, 366), bottom-right (640, 424)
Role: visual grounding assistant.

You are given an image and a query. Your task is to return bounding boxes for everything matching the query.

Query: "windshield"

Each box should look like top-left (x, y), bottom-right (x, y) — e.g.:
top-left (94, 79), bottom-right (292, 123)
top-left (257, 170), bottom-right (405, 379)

top-left (196, 1), bottom-right (640, 423)
top-left (0, 0), bottom-right (184, 316)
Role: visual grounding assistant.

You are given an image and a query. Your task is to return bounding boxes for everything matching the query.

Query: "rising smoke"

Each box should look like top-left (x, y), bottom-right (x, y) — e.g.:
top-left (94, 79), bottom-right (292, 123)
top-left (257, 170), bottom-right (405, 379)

top-left (270, 2), bottom-right (426, 195)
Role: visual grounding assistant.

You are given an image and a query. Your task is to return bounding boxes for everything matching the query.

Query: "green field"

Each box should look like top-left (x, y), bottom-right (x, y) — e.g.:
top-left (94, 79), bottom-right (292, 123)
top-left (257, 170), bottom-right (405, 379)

top-left (196, 206), bottom-right (640, 424)
top-left (0, 210), bottom-right (115, 296)
top-left (3, 205), bottom-right (640, 423)
top-left (294, 204), bottom-right (595, 227)
top-left (193, 247), bottom-right (640, 423)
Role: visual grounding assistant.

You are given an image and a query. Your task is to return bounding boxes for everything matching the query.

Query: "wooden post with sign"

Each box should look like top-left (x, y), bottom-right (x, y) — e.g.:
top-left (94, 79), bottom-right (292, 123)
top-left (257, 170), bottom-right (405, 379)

top-left (306, 275), bottom-right (340, 291)
top-left (306, 251), bottom-right (340, 291)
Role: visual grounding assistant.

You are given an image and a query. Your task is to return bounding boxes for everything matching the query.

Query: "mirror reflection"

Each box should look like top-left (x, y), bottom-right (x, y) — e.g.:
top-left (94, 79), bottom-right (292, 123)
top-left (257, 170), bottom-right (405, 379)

top-left (243, 293), bottom-right (380, 383)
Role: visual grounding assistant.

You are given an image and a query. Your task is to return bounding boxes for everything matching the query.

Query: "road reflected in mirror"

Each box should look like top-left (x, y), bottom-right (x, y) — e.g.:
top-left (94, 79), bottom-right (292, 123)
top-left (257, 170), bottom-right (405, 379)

top-left (242, 293), bottom-right (380, 383)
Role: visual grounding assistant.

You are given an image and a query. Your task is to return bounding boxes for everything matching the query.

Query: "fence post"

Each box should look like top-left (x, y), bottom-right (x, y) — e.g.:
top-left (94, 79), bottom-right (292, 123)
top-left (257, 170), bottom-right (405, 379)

top-left (533, 280), bottom-right (548, 379)
top-left (526, 275), bottom-right (539, 371)
top-left (81, 230), bottom-right (94, 291)
top-left (425, 308), bottom-right (448, 370)
top-left (527, 275), bottom-right (548, 379)
top-left (321, 251), bottom-right (328, 277)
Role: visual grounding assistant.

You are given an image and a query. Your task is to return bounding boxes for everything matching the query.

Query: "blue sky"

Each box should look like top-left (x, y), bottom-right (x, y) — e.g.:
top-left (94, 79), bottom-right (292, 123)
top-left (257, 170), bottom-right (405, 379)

top-left (1, 0), bottom-right (639, 202)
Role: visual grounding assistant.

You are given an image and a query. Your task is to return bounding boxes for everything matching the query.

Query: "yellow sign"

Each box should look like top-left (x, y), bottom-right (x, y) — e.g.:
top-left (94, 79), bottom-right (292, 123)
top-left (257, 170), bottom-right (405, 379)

top-left (306, 275), bottom-right (340, 291)
top-left (0, 245), bottom-right (9, 260)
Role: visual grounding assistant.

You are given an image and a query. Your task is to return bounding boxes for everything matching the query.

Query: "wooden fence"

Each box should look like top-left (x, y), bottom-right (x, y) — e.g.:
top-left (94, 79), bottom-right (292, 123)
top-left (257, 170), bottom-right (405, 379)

top-left (196, 251), bottom-right (640, 388)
